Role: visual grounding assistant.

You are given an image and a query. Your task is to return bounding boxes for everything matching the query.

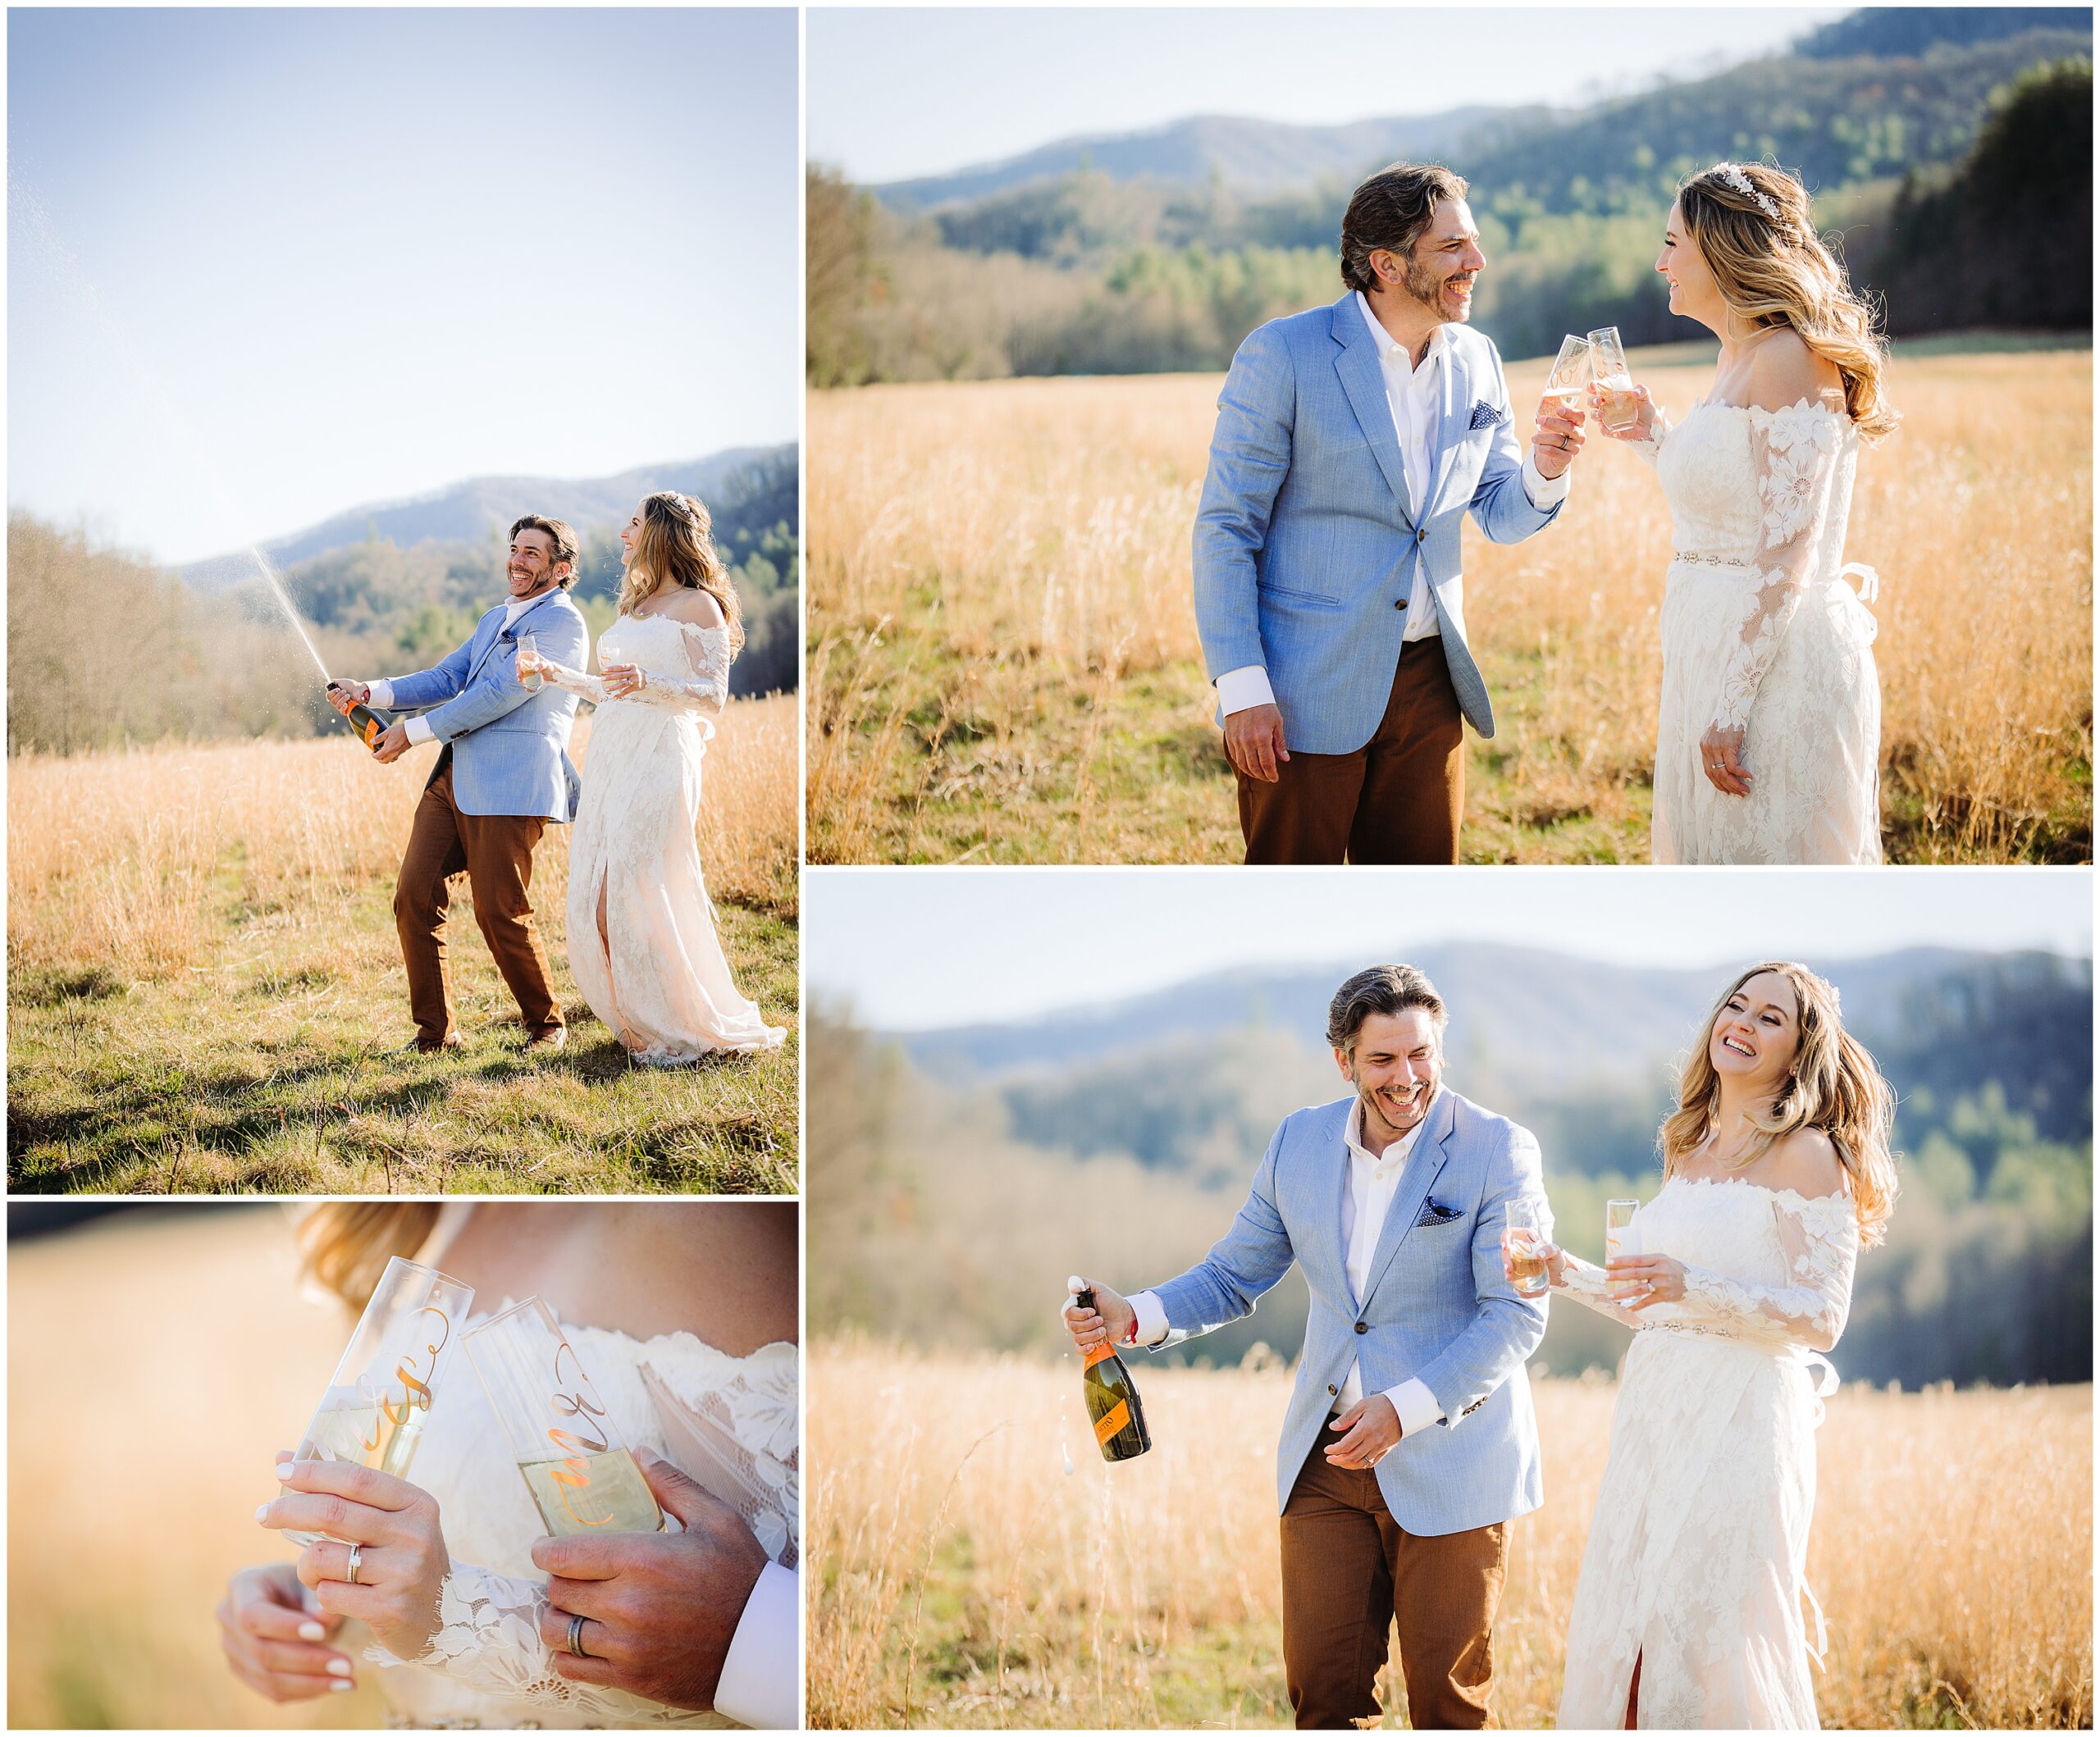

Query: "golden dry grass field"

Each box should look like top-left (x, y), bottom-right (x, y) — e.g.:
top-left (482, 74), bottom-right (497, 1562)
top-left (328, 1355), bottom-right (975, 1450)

top-left (809, 1340), bottom-right (2093, 1730)
top-left (807, 346), bottom-right (2092, 864)
top-left (9, 1208), bottom-right (388, 1730)
top-left (7, 697), bottom-right (798, 1190)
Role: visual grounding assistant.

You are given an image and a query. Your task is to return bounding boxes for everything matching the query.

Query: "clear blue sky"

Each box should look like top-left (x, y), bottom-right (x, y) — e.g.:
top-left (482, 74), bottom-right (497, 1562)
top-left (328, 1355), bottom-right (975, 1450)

top-left (809, 7), bottom-right (1847, 184)
top-left (807, 868), bottom-right (2096, 1030)
top-left (9, 8), bottom-right (798, 564)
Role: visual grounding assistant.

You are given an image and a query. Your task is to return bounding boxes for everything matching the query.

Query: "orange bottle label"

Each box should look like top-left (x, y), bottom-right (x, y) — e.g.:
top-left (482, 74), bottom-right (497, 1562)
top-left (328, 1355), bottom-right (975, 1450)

top-left (1093, 1399), bottom-right (1131, 1446)
top-left (1081, 1342), bottom-right (1116, 1370)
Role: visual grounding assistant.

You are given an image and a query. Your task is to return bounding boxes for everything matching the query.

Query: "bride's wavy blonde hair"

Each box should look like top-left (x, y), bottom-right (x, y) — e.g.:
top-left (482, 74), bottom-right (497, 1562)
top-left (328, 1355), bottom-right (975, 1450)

top-left (1663, 961), bottom-right (1899, 1245)
top-left (619, 490), bottom-right (744, 654)
top-left (297, 1203), bottom-right (440, 1309)
top-left (1678, 162), bottom-right (1899, 442)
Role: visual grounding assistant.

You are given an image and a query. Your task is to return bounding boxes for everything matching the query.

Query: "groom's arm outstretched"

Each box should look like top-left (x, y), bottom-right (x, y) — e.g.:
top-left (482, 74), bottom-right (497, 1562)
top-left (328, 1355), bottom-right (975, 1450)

top-left (1066, 1120), bottom-right (1296, 1352)
top-left (1470, 341), bottom-right (1582, 545)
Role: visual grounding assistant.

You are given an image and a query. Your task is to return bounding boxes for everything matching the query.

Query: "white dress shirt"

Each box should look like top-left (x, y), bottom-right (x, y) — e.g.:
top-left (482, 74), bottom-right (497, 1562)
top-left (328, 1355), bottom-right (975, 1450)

top-left (1215, 294), bottom-right (1573, 718)
top-left (370, 593), bottom-right (550, 745)
top-left (713, 1560), bottom-right (800, 1729)
top-left (1128, 1093), bottom-right (1446, 1440)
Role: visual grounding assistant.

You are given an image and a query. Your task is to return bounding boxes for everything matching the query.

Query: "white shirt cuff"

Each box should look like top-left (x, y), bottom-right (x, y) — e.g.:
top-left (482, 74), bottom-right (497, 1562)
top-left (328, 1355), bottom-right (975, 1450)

top-left (1384, 1377), bottom-right (1445, 1438)
top-left (1521, 452), bottom-right (1572, 509)
top-left (368, 679), bottom-right (395, 709)
top-left (1214, 664), bottom-right (1276, 717)
top-left (402, 715), bottom-right (435, 746)
top-left (1127, 1289), bottom-right (1171, 1348)
top-left (712, 1560), bottom-right (797, 1730)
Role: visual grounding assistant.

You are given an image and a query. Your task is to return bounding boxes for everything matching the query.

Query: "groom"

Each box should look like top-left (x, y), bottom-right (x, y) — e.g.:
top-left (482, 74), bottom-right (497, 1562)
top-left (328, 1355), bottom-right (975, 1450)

top-left (1193, 163), bottom-right (1585, 864)
top-left (1065, 965), bottom-right (1550, 1729)
top-left (329, 515), bottom-right (591, 1053)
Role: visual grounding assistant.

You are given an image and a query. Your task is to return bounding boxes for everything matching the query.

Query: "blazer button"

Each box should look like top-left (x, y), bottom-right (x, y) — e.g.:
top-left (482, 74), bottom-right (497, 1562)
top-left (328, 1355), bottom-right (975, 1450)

top-left (1354, 1320), bottom-right (1368, 1334)
top-left (1327, 1383), bottom-right (1338, 1397)
top-left (1394, 598), bottom-right (1407, 610)
top-left (1416, 527), bottom-right (1427, 544)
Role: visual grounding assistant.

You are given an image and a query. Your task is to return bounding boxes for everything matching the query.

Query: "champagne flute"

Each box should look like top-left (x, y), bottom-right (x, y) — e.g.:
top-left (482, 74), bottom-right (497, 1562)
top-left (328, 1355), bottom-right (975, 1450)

top-left (464, 1297), bottom-right (666, 1537)
top-left (1502, 1198), bottom-right (1550, 1297)
top-left (282, 1257), bottom-right (474, 1546)
top-left (1541, 334), bottom-right (1594, 417)
top-left (1587, 326), bottom-right (1645, 433)
top-left (515, 631), bottom-right (544, 691)
top-left (1605, 1199), bottom-right (1641, 1298)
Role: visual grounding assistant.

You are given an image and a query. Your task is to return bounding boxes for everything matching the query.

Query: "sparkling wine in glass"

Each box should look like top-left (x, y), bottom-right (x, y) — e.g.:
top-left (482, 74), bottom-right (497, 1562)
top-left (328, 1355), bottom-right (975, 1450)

top-left (465, 1296), bottom-right (667, 1537)
top-left (515, 631), bottom-right (544, 691)
top-left (284, 1257), bottom-right (474, 1547)
top-left (1587, 326), bottom-right (1644, 432)
top-left (1502, 1199), bottom-right (1550, 1297)
top-left (1605, 1199), bottom-right (1641, 1298)
top-left (1542, 334), bottom-right (1594, 417)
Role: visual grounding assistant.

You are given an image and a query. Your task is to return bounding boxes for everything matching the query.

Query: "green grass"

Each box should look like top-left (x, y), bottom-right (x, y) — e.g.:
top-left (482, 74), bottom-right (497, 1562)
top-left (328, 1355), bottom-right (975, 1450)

top-left (8, 876), bottom-right (798, 1193)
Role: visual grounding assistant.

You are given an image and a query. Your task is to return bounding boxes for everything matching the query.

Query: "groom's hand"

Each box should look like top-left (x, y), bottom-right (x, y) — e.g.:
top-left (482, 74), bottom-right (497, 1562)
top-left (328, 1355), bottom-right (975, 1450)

top-left (371, 721), bottom-right (413, 763)
top-left (1325, 1395), bottom-right (1402, 1469)
top-left (1064, 1280), bottom-right (1135, 1351)
top-left (1223, 704), bottom-right (1290, 783)
top-left (1531, 396), bottom-right (1587, 480)
top-left (533, 1448), bottom-right (768, 1712)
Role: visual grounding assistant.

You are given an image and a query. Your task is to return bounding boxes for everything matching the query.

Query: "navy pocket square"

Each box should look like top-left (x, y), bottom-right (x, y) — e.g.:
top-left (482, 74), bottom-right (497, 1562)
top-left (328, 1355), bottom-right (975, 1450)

top-left (1468, 399), bottom-right (1504, 431)
top-left (1415, 1197), bottom-right (1464, 1228)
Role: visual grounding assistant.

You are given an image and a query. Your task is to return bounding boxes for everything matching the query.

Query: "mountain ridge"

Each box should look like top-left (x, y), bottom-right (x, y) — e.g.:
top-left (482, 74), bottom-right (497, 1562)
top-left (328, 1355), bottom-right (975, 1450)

top-left (180, 443), bottom-right (797, 588)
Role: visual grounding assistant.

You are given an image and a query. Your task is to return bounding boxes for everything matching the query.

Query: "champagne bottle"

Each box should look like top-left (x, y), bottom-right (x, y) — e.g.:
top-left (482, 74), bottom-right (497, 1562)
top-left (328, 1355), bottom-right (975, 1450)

top-left (1069, 1276), bottom-right (1151, 1462)
top-left (330, 683), bottom-right (393, 755)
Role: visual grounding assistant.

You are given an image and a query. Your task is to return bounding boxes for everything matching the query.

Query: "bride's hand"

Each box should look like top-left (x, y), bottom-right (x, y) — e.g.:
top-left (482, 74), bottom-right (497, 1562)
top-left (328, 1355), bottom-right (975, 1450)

top-left (258, 1450), bottom-right (451, 1662)
top-left (1610, 1253), bottom-right (1687, 1310)
top-left (1587, 379), bottom-right (1659, 439)
top-left (218, 1561), bottom-right (356, 1702)
top-left (601, 662), bottom-right (648, 699)
top-left (1700, 725), bottom-right (1753, 796)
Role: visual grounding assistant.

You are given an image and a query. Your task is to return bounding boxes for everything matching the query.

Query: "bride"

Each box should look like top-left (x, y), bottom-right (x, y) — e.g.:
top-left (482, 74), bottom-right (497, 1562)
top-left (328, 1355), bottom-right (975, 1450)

top-left (1514, 962), bottom-right (1897, 1729)
top-left (1596, 162), bottom-right (1897, 864)
top-left (517, 490), bottom-right (785, 1064)
top-left (217, 1202), bottom-right (798, 1727)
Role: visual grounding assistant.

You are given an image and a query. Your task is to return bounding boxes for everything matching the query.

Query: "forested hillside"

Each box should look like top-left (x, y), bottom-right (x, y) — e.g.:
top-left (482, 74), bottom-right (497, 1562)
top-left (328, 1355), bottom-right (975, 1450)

top-left (809, 13), bottom-right (2091, 381)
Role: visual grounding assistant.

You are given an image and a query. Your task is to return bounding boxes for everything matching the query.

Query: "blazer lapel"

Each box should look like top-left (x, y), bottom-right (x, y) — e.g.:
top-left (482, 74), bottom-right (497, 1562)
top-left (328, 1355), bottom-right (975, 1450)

top-left (1424, 337), bottom-right (1467, 518)
top-left (1329, 294), bottom-right (1416, 528)
top-left (464, 591), bottom-right (559, 686)
top-left (1361, 1088), bottom-right (1458, 1305)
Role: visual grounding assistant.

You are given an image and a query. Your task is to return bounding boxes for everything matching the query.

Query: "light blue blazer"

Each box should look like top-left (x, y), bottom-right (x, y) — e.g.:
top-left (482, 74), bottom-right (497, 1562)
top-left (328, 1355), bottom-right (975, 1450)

top-left (383, 588), bottom-right (590, 821)
top-left (1147, 1087), bottom-right (1550, 1534)
top-left (1192, 293), bottom-right (1562, 753)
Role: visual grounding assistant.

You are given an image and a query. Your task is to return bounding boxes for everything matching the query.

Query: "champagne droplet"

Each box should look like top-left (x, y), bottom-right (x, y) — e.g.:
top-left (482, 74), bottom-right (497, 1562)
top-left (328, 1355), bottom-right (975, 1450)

top-left (1061, 1444), bottom-right (1075, 1477)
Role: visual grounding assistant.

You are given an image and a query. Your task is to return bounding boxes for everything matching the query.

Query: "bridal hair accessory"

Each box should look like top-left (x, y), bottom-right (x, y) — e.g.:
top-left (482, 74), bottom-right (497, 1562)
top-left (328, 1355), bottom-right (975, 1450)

top-left (1710, 162), bottom-right (1781, 221)
top-left (568, 1612), bottom-right (591, 1657)
top-left (345, 1543), bottom-right (363, 1585)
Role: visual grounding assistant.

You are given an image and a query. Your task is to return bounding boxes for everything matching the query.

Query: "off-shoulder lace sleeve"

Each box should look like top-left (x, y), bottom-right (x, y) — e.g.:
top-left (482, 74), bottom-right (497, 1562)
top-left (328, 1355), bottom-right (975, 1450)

top-left (631, 623), bottom-right (731, 718)
top-left (1673, 1190), bottom-right (1859, 1352)
top-left (524, 654), bottom-right (609, 704)
top-left (1554, 1251), bottom-right (1650, 1328)
top-left (1711, 403), bottom-right (1846, 732)
top-left (1624, 403), bottom-right (1673, 466)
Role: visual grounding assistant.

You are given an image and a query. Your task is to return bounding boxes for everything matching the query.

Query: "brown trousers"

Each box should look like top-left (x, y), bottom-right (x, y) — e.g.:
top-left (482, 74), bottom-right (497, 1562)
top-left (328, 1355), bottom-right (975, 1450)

top-left (1237, 640), bottom-right (1465, 864)
top-left (394, 760), bottom-right (563, 1046)
top-left (1279, 1438), bottom-right (1508, 1730)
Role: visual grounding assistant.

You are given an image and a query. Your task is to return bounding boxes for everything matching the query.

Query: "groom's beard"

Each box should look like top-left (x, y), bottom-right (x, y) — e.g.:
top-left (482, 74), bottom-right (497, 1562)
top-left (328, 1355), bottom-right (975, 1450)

top-left (1403, 253), bottom-right (1475, 325)
top-left (1354, 1070), bottom-right (1436, 1140)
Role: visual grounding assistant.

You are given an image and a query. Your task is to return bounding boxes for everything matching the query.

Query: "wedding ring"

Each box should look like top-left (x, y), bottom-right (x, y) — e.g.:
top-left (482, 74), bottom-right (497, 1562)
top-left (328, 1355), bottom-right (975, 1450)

top-left (568, 1612), bottom-right (590, 1658)
top-left (345, 1543), bottom-right (363, 1585)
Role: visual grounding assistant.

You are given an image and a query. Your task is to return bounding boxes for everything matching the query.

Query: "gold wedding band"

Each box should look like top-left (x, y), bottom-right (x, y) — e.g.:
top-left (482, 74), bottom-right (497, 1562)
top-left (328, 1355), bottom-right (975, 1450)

top-left (345, 1543), bottom-right (362, 1585)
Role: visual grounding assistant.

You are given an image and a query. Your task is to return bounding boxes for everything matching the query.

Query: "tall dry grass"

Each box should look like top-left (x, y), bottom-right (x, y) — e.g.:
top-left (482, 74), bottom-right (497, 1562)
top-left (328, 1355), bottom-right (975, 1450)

top-left (808, 349), bottom-right (2092, 862)
top-left (8, 694), bottom-right (800, 982)
top-left (809, 1340), bottom-right (2093, 1730)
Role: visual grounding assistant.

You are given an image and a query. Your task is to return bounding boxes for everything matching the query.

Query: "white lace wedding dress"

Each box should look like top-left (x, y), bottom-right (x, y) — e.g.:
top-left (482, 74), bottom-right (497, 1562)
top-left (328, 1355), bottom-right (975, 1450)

top-left (532, 613), bottom-right (784, 1063)
top-left (369, 1306), bottom-right (800, 1728)
top-left (1640, 400), bottom-right (1883, 864)
top-left (1553, 1178), bottom-right (1858, 1728)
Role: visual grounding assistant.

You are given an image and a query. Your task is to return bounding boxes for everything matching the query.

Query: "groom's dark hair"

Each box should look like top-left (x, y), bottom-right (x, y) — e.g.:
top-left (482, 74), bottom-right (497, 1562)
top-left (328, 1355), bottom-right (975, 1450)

top-left (1327, 964), bottom-right (1449, 1056)
top-left (1340, 164), bottom-right (1469, 294)
top-left (510, 513), bottom-right (582, 590)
